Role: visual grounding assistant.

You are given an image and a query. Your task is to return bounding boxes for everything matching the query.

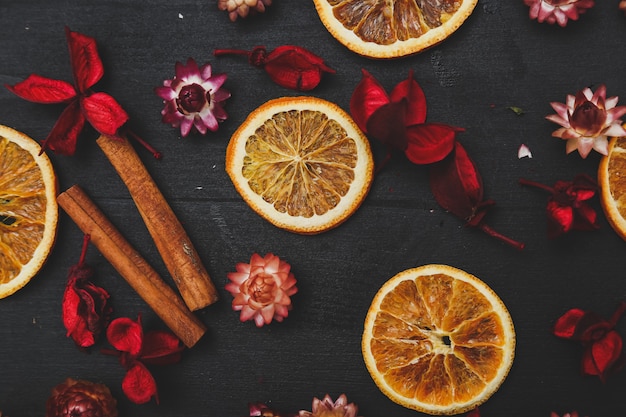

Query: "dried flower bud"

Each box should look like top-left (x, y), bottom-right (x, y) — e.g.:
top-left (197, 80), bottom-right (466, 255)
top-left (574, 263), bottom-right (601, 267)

top-left (46, 378), bottom-right (118, 417)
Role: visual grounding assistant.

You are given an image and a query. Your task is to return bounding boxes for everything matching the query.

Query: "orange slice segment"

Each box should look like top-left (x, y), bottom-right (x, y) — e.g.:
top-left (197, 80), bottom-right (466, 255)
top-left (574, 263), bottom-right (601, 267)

top-left (313, 0), bottom-right (478, 59)
top-left (0, 125), bottom-right (58, 298)
top-left (599, 132), bottom-right (626, 241)
top-left (225, 96), bottom-right (374, 234)
top-left (362, 264), bottom-right (515, 415)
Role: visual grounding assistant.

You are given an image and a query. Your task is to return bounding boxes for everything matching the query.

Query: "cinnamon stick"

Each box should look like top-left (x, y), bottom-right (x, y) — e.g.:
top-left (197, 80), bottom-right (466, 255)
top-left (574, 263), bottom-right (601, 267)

top-left (96, 135), bottom-right (218, 311)
top-left (57, 185), bottom-right (206, 348)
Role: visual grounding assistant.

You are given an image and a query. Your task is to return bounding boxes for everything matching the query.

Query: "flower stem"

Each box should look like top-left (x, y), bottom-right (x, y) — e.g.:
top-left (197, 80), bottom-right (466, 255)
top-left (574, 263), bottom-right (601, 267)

top-left (125, 129), bottom-right (162, 159)
top-left (480, 223), bottom-right (525, 251)
top-left (214, 48), bottom-right (251, 57)
top-left (78, 234), bottom-right (91, 266)
top-left (609, 301), bottom-right (626, 327)
top-left (519, 178), bottom-right (553, 193)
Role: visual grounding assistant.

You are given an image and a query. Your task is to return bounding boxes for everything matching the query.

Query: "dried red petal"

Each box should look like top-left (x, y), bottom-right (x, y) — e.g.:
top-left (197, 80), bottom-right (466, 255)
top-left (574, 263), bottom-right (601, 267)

top-left (41, 100), bottom-right (86, 155)
top-left (366, 100), bottom-right (408, 151)
top-left (404, 123), bottom-right (459, 165)
top-left (389, 70), bottom-right (427, 126)
top-left (80, 92), bottom-right (128, 135)
top-left (66, 27), bottom-right (104, 93)
top-left (121, 362), bottom-right (158, 404)
top-left (553, 308), bottom-right (587, 339)
top-left (466, 408), bottom-right (480, 417)
top-left (590, 331), bottom-right (623, 379)
top-left (349, 69), bottom-right (390, 134)
top-left (6, 74), bottom-right (76, 104)
top-left (106, 316), bottom-right (143, 356)
top-left (139, 331), bottom-right (183, 365)
top-left (263, 45), bottom-right (335, 91)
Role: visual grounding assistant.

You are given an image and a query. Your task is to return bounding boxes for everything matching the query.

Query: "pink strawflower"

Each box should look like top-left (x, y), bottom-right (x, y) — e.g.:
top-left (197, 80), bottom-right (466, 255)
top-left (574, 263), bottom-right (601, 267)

top-left (155, 58), bottom-right (230, 137)
top-left (546, 84), bottom-right (626, 158)
top-left (524, 0), bottom-right (594, 26)
top-left (226, 253), bottom-right (298, 327)
top-left (298, 394), bottom-right (360, 417)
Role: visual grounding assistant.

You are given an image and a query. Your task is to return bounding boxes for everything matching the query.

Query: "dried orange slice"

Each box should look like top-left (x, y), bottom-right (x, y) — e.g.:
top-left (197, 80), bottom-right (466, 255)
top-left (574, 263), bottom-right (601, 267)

top-left (226, 96), bottom-right (374, 234)
top-left (0, 125), bottom-right (58, 298)
top-left (599, 132), bottom-right (626, 241)
top-left (362, 264), bottom-right (515, 415)
top-left (313, 0), bottom-right (478, 59)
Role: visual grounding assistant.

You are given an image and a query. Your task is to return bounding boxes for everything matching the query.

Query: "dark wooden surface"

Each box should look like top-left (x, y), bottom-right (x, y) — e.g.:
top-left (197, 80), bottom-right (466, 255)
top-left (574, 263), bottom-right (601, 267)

top-left (2, 1), bottom-right (626, 416)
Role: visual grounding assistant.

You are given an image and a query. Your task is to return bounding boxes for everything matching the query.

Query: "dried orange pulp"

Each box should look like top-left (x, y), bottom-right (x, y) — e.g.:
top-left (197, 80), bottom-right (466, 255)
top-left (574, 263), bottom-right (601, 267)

top-left (313, 0), bottom-right (478, 59)
top-left (599, 131), bottom-right (626, 241)
top-left (225, 96), bottom-right (374, 234)
top-left (0, 125), bottom-right (58, 298)
top-left (362, 264), bottom-right (515, 415)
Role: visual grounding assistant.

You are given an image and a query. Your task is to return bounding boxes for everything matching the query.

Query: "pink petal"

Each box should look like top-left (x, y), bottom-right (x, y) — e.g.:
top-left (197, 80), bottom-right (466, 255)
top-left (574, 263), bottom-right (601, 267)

top-left (155, 85), bottom-right (177, 101)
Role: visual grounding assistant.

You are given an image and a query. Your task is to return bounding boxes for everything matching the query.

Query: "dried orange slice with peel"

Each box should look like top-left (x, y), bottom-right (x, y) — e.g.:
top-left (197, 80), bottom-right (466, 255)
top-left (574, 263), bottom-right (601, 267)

top-left (0, 125), bottom-right (58, 298)
top-left (226, 96), bottom-right (374, 234)
top-left (362, 264), bottom-right (515, 415)
top-left (599, 131), bottom-right (626, 241)
top-left (313, 0), bottom-right (478, 59)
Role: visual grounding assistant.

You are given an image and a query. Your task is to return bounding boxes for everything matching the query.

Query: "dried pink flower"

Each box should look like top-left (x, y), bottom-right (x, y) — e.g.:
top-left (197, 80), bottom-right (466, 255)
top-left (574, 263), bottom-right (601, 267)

top-left (218, 0), bottom-right (271, 21)
top-left (226, 253), bottom-right (298, 327)
top-left (298, 394), bottom-right (360, 417)
top-left (524, 0), bottom-right (595, 26)
top-left (546, 84), bottom-right (626, 158)
top-left (155, 58), bottom-right (230, 137)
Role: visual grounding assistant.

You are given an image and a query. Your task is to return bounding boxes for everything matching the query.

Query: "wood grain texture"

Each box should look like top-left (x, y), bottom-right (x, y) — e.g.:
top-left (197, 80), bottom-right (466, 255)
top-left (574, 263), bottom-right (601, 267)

top-left (0, 1), bottom-right (626, 417)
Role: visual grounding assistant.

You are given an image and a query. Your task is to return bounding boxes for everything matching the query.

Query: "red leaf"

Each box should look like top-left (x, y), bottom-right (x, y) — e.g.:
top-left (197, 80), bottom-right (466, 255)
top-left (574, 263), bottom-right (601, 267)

top-left (80, 92), bottom-right (128, 135)
top-left (41, 100), bottom-right (85, 155)
top-left (404, 123), bottom-right (458, 165)
top-left (366, 100), bottom-right (408, 151)
top-left (264, 45), bottom-right (335, 91)
top-left (65, 27), bottom-right (104, 93)
top-left (389, 70), bottom-right (427, 126)
top-left (106, 316), bottom-right (143, 356)
top-left (122, 362), bottom-right (158, 404)
top-left (6, 74), bottom-right (76, 103)
top-left (140, 331), bottom-right (184, 365)
top-left (591, 331), bottom-right (623, 377)
top-left (553, 308), bottom-right (586, 339)
top-left (349, 69), bottom-right (390, 134)
top-left (429, 142), bottom-right (483, 220)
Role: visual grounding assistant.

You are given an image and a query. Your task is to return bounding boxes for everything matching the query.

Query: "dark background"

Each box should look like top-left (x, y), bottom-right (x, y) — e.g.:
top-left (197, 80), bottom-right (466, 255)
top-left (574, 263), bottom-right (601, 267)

top-left (1, 1), bottom-right (626, 416)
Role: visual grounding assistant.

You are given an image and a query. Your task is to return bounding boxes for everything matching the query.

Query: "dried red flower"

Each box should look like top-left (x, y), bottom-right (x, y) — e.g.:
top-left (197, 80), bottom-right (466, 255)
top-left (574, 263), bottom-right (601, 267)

top-left (62, 234), bottom-right (111, 349)
top-left (5, 27), bottom-right (128, 155)
top-left (430, 142), bottom-right (525, 250)
top-left (214, 45), bottom-right (335, 91)
top-left (519, 174), bottom-right (599, 238)
top-left (248, 402), bottom-right (297, 417)
top-left (524, 0), bottom-right (595, 26)
top-left (553, 301), bottom-right (626, 382)
top-left (350, 69), bottom-right (462, 170)
top-left (46, 378), bottom-right (118, 417)
top-left (103, 315), bottom-right (184, 404)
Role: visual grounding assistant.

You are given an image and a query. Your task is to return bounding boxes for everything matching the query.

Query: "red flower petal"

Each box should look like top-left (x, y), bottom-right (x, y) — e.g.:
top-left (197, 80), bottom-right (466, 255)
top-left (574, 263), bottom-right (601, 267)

top-left (62, 282), bottom-right (95, 348)
top-left (366, 100), bottom-right (408, 151)
top-left (65, 27), bottom-right (104, 93)
top-left (404, 123), bottom-right (458, 165)
top-left (140, 331), bottom-right (184, 365)
top-left (263, 45), bottom-right (335, 91)
top-left (6, 74), bottom-right (77, 104)
top-left (80, 92), bottom-right (128, 135)
top-left (546, 201), bottom-right (574, 238)
top-left (122, 362), bottom-right (158, 404)
top-left (389, 70), bottom-right (427, 126)
top-left (553, 308), bottom-right (586, 339)
top-left (591, 331), bottom-right (623, 377)
top-left (349, 69), bottom-right (390, 134)
top-left (41, 100), bottom-right (86, 156)
top-left (106, 316), bottom-right (143, 356)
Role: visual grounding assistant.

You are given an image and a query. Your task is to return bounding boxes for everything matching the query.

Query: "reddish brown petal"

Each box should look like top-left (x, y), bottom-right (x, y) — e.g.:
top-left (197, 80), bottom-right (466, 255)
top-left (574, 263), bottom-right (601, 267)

top-left (553, 308), bottom-right (586, 339)
top-left (106, 316), bottom-right (143, 356)
top-left (122, 363), bottom-right (158, 404)
top-left (6, 74), bottom-right (76, 103)
top-left (404, 123), bottom-right (458, 164)
top-left (366, 100), bottom-right (408, 151)
top-left (389, 70), bottom-right (427, 126)
top-left (65, 27), bottom-right (104, 93)
top-left (41, 100), bottom-right (85, 155)
top-left (81, 92), bottom-right (128, 135)
top-left (140, 331), bottom-right (184, 365)
top-left (349, 69), bottom-right (390, 133)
